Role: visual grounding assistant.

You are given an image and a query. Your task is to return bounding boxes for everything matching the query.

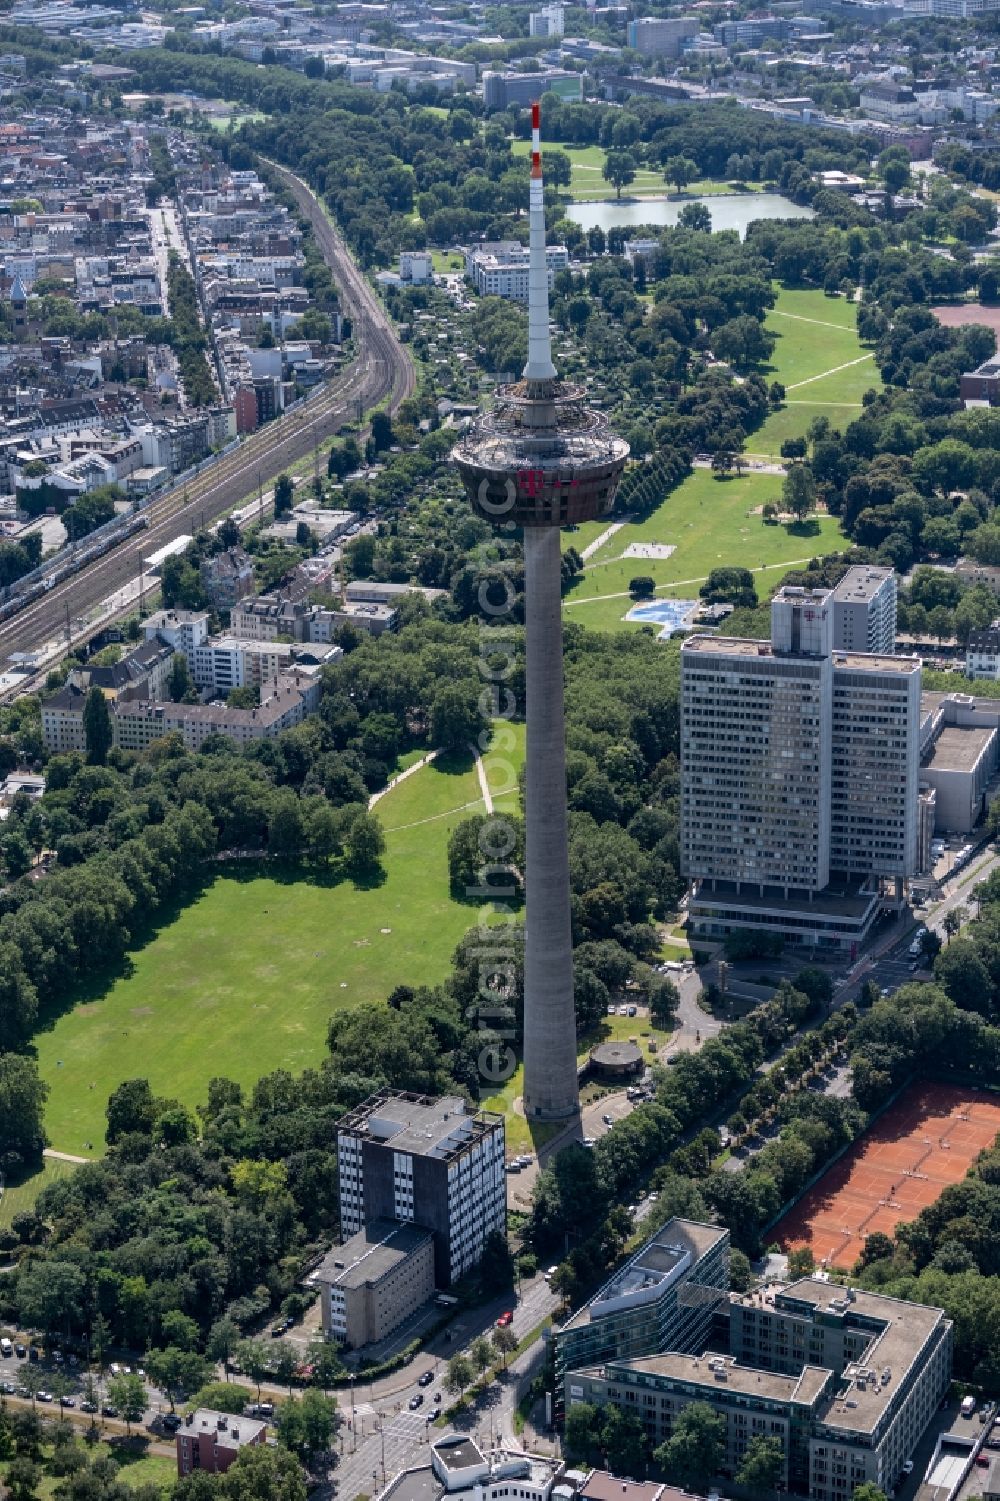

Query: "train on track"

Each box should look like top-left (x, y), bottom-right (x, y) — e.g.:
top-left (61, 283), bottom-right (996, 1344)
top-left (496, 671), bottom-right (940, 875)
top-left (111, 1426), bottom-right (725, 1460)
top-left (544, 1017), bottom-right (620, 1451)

top-left (0, 511), bottom-right (149, 626)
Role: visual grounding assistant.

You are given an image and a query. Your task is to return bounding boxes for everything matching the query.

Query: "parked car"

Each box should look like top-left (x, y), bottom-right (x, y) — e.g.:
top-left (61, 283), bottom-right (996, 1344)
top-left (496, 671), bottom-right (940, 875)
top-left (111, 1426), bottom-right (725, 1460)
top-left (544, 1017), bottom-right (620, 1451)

top-left (37, 1392), bottom-right (53, 1403)
top-left (162, 1414), bottom-right (182, 1432)
top-left (102, 1405), bottom-right (118, 1418)
top-left (901, 1460), bottom-right (914, 1477)
top-left (496, 1311), bottom-right (513, 1328)
top-left (80, 1401), bottom-right (97, 1414)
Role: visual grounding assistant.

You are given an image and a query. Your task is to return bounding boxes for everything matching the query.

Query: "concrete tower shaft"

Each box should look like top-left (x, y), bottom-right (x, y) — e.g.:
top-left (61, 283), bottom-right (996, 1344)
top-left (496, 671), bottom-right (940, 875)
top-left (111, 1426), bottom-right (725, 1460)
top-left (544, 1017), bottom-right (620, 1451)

top-left (452, 103), bottom-right (628, 1123)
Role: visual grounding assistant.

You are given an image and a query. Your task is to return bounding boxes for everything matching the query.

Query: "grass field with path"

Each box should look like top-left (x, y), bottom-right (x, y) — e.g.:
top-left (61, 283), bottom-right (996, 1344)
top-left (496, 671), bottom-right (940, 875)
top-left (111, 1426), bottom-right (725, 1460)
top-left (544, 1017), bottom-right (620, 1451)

top-left (0, 1156), bottom-right (77, 1228)
top-left (33, 752), bottom-right (489, 1154)
top-left (562, 288), bottom-right (878, 632)
top-left (510, 139), bottom-right (762, 203)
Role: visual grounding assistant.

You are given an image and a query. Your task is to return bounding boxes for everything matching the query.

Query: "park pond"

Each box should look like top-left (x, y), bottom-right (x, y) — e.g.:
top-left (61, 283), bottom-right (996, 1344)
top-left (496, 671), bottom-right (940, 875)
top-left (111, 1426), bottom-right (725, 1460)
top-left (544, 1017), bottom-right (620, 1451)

top-left (566, 192), bottom-right (815, 238)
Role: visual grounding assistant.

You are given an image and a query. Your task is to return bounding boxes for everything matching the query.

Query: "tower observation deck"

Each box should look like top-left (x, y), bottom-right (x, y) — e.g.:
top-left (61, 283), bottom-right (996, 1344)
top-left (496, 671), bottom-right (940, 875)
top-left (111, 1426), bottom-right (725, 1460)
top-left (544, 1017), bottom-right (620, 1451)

top-left (452, 103), bottom-right (629, 1123)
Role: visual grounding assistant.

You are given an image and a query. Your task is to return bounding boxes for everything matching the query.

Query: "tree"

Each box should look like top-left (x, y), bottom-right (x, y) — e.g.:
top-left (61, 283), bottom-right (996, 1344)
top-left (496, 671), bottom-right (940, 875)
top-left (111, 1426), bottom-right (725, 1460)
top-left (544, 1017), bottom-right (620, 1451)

top-left (943, 905), bottom-right (968, 944)
top-left (430, 684), bottom-right (483, 750)
top-left (879, 146), bottom-right (911, 195)
top-left (793, 966), bottom-right (833, 1011)
top-left (220, 1444), bottom-right (307, 1501)
top-left (736, 1435), bottom-right (785, 1496)
top-left (729, 1248), bottom-right (753, 1292)
top-left (167, 652), bottom-right (192, 703)
top-left (654, 1401), bottom-right (724, 1495)
top-left (788, 1245), bottom-right (815, 1277)
top-left (105, 1078), bottom-right (157, 1144)
top-left (0, 1055), bottom-right (47, 1168)
top-left (273, 474), bottom-right (294, 516)
top-left (855, 1232), bottom-right (895, 1272)
top-left (15, 1259), bottom-right (87, 1341)
top-left (934, 939), bottom-right (992, 1015)
top-left (603, 150), bottom-right (636, 200)
top-left (664, 156), bottom-right (697, 196)
top-left (146, 1347), bottom-right (211, 1411)
top-left (628, 576), bottom-right (655, 599)
top-left (711, 449), bottom-right (734, 478)
top-left (851, 1487), bottom-right (889, 1501)
top-left (83, 687), bottom-right (112, 766)
top-left (470, 1335), bottom-right (493, 1377)
top-left (277, 1390), bottom-right (337, 1461)
top-left (492, 1326), bottom-right (517, 1370)
top-left (346, 810), bottom-right (385, 878)
top-left (445, 1354), bottom-right (472, 1398)
top-left (106, 1372), bottom-right (147, 1435)
top-left (649, 975), bottom-right (679, 1026)
top-left (782, 464), bottom-right (816, 522)
top-left (233, 1339), bottom-right (271, 1401)
top-left (5, 1457), bottom-right (40, 1501)
top-left (678, 201), bottom-right (712, 232)
top-left (564, 1402), bottom-right (602, 1466)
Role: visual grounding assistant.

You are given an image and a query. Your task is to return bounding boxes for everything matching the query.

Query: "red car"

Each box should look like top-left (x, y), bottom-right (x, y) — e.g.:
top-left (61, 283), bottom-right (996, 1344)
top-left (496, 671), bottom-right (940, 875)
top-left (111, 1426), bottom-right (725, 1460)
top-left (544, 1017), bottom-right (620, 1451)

top-left (496, 1311), bottom-right (513, 1328)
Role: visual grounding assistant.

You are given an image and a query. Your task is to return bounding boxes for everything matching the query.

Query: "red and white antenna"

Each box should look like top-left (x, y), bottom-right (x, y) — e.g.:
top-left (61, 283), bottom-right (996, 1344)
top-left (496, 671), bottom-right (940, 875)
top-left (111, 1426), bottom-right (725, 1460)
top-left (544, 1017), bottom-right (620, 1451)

top-left (523, 100), bottom-right (556, 383)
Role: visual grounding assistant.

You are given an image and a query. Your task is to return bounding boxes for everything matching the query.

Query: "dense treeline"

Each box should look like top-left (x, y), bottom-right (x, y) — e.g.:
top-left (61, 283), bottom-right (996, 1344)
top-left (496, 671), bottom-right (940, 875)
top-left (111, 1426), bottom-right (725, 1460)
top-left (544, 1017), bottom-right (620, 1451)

top-left (166, 258), bottom-right (218, 408)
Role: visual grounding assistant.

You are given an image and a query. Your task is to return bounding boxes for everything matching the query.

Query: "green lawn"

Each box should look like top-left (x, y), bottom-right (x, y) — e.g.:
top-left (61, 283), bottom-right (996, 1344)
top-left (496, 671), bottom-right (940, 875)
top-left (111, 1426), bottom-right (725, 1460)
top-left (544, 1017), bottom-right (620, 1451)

top-left (208, 110), bottom-right (266, 132)
top-left (0, 1157), bottom-right (77, 1229)
top-left (509, 139), bottom-right (758, 203)
top-left (3, 1441), bottom-right (176, 1500)
top-left (562, 287), bottom-right (877, 631)
top-left (431, 249), bottom-right (465, 274)
top-left (563, 468), bottom-right (840, 632)
top-left (34, 753), bottom-right (489, 1154)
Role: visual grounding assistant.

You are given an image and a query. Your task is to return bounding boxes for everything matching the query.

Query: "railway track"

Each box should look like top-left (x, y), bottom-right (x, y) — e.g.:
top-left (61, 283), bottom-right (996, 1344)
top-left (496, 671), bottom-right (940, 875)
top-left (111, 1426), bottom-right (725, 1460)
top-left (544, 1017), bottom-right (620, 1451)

top-left (0, 165), bottom-right (414, 669)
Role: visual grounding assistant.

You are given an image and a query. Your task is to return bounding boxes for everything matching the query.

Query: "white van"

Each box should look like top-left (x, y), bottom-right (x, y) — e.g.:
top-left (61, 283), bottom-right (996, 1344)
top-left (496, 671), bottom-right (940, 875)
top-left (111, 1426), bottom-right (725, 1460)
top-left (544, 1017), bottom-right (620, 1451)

top-left (0, 1338), bottom-right (12, 1358)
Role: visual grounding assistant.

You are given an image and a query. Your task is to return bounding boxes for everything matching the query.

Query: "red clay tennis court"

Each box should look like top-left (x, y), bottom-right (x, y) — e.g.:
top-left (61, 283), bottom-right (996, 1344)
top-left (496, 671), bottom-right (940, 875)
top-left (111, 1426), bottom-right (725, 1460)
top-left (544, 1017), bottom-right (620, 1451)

top-left (774, 1081), bottom-right (1000, 1271)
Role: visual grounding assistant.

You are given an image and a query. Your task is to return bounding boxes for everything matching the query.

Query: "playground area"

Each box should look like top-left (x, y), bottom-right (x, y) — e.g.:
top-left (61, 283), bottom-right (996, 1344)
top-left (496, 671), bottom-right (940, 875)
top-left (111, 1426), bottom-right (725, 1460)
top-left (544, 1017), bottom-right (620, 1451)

top-left (774, 1081), bottom-right (1000, 1270)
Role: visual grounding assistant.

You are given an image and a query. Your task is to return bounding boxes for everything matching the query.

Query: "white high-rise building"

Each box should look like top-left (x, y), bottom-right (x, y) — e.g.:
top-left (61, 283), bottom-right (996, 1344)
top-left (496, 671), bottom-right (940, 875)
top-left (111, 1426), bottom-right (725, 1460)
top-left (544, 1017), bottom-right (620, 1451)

top-left (831, 565), bottom-right (896, 655)
top-left (681, 574), bottom-right (920, 951)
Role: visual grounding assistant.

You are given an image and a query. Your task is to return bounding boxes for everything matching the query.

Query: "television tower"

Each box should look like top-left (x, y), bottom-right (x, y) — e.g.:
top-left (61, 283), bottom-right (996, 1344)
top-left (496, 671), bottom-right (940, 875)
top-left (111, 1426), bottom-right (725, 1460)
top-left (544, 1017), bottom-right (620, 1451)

top-left (452, 104), bottom-right (629, 1122)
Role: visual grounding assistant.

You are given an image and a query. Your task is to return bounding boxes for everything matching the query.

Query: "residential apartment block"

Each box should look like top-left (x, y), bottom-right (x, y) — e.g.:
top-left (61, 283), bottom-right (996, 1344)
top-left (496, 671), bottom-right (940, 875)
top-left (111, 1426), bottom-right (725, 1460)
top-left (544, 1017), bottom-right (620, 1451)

top-left (176, 1412), bottom-right (267, 1479)
top-left (681, 570), bottom-right (921, 950)
top-left (336, 1091), bottom-right (506, 1287)
top-left (568, 1278), bottom-right (952, 1501)
top-left (464, 241), bottom-right (569, 302)
top-left (42, 669), bottom-right (321, 755)
top-left (554, 1220), bottom-right (730, 1420)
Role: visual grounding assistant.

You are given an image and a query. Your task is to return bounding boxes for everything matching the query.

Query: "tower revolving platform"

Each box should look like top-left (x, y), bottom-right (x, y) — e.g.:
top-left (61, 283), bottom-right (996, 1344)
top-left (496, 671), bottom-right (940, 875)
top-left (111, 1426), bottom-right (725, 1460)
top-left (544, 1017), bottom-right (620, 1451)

top-left (452, 377), bottom-right (629, 529)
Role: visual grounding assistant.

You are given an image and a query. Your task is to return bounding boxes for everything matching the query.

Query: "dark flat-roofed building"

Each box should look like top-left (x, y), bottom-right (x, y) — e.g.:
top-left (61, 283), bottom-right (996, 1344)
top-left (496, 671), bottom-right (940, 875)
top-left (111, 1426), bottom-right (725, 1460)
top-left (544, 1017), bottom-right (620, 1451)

top-left (336, 1092), bottom-right (505, 1287)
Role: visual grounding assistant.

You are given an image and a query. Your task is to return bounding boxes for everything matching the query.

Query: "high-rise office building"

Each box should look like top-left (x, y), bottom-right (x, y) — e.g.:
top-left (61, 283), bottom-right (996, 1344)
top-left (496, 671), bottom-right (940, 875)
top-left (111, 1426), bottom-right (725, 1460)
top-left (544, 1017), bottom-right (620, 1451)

top-left (452, 105), bottom-right (628, 1121)
top-left (681, 572), bottom-right (920, 951)
top-left (831, 565), bottom-right (897, 655)
top-left (336, 1091), bottom-right (506, 1287)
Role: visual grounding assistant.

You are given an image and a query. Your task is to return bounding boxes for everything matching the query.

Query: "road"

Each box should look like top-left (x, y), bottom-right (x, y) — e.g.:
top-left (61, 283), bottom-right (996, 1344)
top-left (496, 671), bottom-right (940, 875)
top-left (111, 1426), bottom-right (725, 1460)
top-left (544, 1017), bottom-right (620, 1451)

top-left (0, 164), bottom-right (414, 670)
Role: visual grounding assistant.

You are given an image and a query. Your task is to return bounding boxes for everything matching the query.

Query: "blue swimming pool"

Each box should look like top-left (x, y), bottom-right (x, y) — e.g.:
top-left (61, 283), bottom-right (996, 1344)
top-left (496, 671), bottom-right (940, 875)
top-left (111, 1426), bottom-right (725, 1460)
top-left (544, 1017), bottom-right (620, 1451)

top-left (625, 599), bottom-right (698, 638)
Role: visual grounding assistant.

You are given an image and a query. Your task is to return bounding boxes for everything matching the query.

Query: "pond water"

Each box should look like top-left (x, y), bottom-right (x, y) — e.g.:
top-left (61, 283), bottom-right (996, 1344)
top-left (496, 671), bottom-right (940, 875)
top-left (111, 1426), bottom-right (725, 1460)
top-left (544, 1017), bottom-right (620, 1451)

top-left (566, 192), bottom-right (815, 239)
